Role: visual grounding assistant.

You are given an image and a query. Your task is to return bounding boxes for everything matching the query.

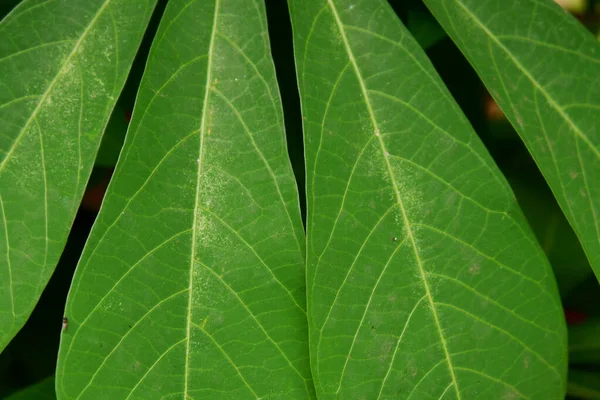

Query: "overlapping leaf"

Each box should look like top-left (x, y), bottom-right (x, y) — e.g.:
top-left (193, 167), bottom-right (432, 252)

top-left (56, 0), bottom-right (311, 398)
top-left (424, 0), bottom-right (600, 277)
top-left (289, 0), bottom-right (566, 398)
top-left (0, 0), bottom-right (156, 350)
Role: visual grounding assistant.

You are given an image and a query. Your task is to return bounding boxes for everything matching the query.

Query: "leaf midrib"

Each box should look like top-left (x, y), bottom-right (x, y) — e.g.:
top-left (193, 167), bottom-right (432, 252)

top-left (325, 1), bottom-right (461, 398)
top-left (0, 0), bottom-right (113, 172)
top-left (450, 0), bottom-right (600, 160)
top-left (185, 0), bottom-right (220, 398)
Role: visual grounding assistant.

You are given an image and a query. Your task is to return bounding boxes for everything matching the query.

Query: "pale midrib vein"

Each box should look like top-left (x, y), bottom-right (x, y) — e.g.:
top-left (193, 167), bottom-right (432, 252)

top-left (453, 0), bottom-right (600, 159)
top-left (185, 0), bottom-right (219, 397)
top-left (0, 193), bottom-right (14, 317)
top-left (326, 1), bottom-right (461, 398)
top-left (0, 0), bottom-right (113, 172)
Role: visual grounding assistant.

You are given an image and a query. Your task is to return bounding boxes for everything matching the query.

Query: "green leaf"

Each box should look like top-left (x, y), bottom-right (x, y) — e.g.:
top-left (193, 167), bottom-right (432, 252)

top-left (567, 370), bottom-right (600, 400)
top-left (289, 0), bottom-right (566, 398)
top-left (7, 377), bottom-right (55, 400)
top-left (0, 0), bottom-right (157, 350)
top-left (569, 317), bottom-right (600, 364)
top-left (423, 0), bottom-right (600, 277)
top-left (56, 0), bottom-right (311, 398)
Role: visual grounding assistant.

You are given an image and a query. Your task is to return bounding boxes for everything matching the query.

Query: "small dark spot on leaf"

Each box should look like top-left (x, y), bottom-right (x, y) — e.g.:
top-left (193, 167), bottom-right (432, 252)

top-left (392, 236), bottom-right (398, 242)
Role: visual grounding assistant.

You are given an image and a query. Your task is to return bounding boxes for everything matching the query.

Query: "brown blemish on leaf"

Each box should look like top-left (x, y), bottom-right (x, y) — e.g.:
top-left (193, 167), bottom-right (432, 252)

top-left (469, 264), bottom-right (480, 275)
top-left (570, 170), bottom-right (578, 179)
top-left (207, 108), bottom-right (214, 135)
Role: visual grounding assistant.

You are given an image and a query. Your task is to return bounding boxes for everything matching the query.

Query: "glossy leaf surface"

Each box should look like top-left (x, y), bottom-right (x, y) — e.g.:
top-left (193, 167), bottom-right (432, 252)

top-left (424, 0), bottom-right (600, 277)
top-left (57, 0), bottom-right (311, 398)
top-left (289, 0), bottom-right (566, 398)
top-left (0, 0), bottom-right (156, 349)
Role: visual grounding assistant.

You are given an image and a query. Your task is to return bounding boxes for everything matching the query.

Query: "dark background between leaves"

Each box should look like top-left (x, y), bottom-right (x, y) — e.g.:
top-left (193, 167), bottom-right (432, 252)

top-left (1, 0), bottom-right (599, 398)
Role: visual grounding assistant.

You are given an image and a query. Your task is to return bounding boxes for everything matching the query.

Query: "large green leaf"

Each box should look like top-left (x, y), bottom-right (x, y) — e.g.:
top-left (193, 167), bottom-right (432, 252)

top-left (289, 0), bottom-right (566, 398)
top-left (0, 0), bottom-right (156, 350)
top-left (56, 0), bottom-right (311, 398)
top-left (423, 0), bottom-right (600, 277)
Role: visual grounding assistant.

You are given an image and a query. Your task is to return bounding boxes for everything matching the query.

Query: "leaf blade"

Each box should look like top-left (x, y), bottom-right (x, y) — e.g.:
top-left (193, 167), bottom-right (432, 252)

top-left (56, 0), bottom-right (312, 398)
top-left (423, 0), bottom-right (600, 277)
top-left (289, 0), bottom-right (566, 398)
top-left (0, 0), bottom-right (157, 350)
